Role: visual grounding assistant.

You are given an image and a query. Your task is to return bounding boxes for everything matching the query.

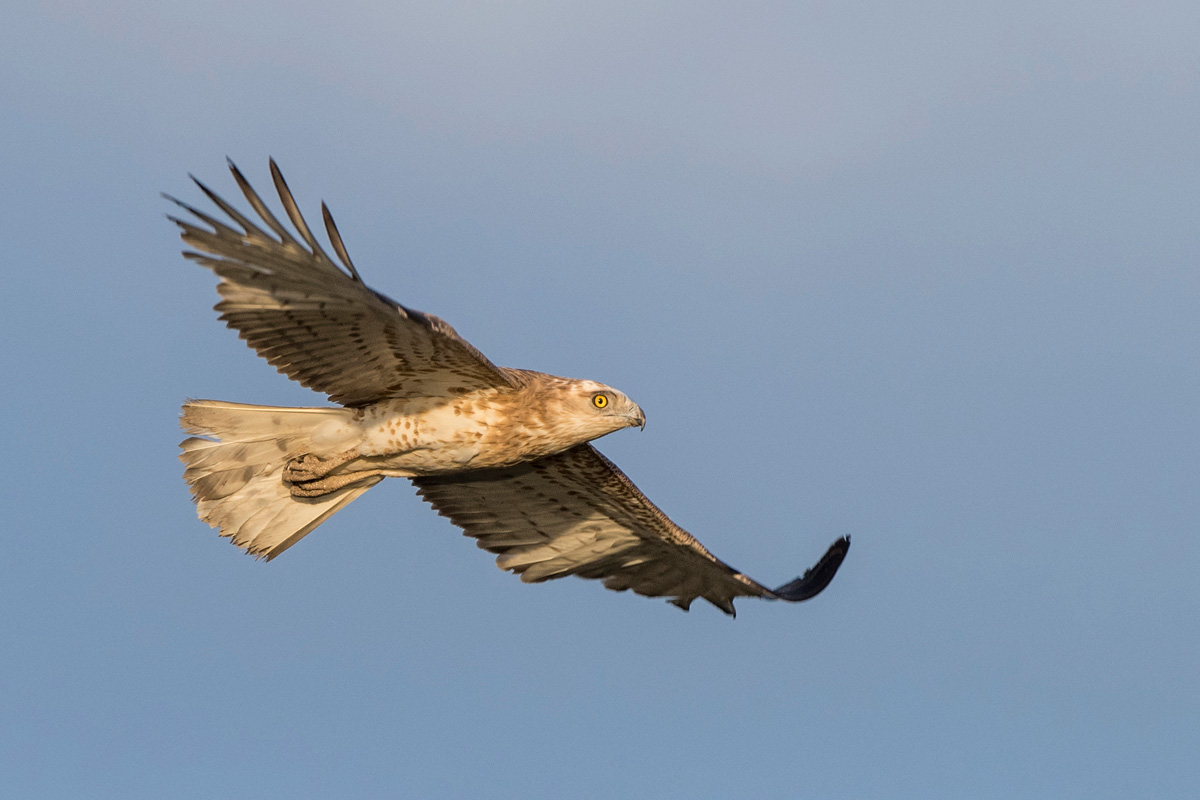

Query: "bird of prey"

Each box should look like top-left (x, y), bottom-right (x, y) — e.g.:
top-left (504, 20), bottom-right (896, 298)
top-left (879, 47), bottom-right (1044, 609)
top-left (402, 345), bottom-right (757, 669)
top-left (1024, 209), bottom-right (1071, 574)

top-left (169, 160), bottom-right (850, 616)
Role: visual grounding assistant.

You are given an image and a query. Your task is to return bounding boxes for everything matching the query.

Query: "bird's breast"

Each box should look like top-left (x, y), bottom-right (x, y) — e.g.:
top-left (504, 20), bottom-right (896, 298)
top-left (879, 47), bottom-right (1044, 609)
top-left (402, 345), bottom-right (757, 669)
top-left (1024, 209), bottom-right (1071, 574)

top-left (354, 392), bottom-right (551, 473)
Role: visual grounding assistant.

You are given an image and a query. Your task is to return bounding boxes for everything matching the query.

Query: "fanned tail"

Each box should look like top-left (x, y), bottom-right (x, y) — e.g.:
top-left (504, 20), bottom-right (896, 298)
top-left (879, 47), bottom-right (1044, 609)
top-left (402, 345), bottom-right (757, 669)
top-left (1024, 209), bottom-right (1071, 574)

top-left (179, 399), bottom-right (377, 559)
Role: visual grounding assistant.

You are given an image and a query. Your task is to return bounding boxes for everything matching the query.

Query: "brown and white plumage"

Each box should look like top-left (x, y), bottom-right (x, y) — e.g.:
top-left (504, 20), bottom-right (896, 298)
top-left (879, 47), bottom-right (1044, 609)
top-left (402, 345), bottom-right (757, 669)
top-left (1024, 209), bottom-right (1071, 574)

top-left (170, 160), bottom-right (849, 615)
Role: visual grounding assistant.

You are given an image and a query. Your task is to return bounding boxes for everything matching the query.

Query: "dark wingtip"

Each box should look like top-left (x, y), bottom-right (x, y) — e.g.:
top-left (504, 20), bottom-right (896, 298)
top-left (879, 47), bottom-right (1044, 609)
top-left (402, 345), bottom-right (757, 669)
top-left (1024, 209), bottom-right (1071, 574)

top-left (225, 156), bottom-right (247, 182)
top-left (321, 200), bottom-right (364, 283)
top-left (771, 535), bottom-right (851, 602)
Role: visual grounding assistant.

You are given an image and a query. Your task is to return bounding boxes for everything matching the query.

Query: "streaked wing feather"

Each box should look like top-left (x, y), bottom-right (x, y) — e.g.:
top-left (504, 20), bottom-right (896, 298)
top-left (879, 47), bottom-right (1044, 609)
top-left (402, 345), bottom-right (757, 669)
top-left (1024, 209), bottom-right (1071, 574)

top-left (413, 444), bottom-right (849, 616)
top-left (168, 161), bottom-right (514, 406)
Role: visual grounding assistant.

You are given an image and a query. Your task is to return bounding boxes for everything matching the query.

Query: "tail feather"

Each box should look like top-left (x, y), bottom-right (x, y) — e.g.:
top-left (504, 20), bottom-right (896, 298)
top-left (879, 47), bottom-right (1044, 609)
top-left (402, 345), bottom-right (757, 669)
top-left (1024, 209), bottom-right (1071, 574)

top-left (179, 399), bottom-right (373, 559)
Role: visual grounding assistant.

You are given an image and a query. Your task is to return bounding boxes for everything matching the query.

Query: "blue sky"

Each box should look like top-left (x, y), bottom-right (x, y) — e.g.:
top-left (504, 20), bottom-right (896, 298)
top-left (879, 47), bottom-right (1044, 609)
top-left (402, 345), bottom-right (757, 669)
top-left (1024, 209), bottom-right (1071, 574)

top-left (3, 2), bottom-right (1198, 797)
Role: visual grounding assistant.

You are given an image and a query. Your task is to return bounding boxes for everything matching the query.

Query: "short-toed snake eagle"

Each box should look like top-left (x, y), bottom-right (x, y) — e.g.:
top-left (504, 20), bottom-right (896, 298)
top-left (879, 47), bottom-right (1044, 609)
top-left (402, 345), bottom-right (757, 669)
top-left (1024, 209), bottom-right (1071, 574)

top-left (169, 160), bottom-right (849, 615)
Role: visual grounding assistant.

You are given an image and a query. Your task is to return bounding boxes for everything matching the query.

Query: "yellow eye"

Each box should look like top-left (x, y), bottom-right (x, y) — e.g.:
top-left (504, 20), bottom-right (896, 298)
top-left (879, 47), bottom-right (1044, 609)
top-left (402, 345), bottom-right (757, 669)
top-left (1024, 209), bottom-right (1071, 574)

top-left (592, 393), bottom-right (609, 409)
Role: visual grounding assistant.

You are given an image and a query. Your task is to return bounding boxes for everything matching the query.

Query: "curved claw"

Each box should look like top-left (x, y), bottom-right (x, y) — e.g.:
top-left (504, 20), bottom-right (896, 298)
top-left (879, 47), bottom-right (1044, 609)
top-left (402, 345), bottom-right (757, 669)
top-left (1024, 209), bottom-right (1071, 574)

top-left (770, 535), bottom-right (851, 602)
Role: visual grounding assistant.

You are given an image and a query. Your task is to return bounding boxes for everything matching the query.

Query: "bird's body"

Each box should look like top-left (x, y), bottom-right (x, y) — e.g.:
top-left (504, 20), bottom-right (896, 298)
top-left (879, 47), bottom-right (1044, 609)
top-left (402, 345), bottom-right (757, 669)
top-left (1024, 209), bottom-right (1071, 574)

top-left (353, 373), bottom-right (644, 472)
top-left (171, 160), bottom-right (848, 615)
top-left (235, 373), bottom-right (642, 478)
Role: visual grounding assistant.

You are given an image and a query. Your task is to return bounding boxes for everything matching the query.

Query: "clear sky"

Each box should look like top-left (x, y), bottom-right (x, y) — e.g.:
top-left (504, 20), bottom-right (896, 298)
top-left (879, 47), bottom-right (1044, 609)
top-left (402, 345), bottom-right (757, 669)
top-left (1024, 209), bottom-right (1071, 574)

top-left (3, 2), bottom-right (1198, 797)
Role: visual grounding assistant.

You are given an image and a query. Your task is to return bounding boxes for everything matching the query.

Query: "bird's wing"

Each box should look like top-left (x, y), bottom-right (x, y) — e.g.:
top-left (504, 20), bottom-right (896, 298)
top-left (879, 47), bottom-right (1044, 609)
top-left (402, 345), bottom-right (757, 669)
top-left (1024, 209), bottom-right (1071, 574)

top-left (413, 444), bottom-right (849, 616)
top-left (167, 159), bottom-right (515, 406)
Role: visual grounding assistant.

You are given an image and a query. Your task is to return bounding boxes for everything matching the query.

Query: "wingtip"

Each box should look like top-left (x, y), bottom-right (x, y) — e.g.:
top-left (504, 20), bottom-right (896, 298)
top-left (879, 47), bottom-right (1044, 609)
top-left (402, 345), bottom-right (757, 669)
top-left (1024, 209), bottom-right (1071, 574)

top-left (225, 156), bottom-right (248, 183)
top-left (771, 535), bottom-right (851, 603)
top-left (161, 193), bottom-right (187, 218)
top-left (321, 200), bottom-right (364, 283)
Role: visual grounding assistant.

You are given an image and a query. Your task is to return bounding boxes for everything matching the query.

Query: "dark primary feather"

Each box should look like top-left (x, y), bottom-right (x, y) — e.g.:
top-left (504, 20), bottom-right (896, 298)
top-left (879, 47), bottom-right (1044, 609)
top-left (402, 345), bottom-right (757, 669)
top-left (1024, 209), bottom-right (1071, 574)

top-left (166, 159), bottom-right (514, 406)
top-left (414, 444), bottom-right (849, 616)
top-left (770, 536), bottom-right (850, 602)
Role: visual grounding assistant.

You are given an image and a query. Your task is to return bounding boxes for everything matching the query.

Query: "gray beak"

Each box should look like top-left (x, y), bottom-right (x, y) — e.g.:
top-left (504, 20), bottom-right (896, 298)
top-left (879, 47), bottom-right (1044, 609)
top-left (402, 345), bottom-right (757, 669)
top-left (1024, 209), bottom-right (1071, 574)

top-left (628, 405), bottom-right (646, 431)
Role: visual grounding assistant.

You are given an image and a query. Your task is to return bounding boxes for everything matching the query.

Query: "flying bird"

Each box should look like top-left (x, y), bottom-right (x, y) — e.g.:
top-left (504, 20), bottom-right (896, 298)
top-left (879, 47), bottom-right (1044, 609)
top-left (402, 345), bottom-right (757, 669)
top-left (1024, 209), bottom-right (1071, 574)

top-left (169, 160), bottom-right (849, 615)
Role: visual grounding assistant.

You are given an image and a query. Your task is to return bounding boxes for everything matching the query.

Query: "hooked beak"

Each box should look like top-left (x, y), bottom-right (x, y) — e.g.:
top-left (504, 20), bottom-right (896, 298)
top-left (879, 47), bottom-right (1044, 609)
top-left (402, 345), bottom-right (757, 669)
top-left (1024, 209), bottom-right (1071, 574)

top-left (626, 405), bottom-right (646, 431)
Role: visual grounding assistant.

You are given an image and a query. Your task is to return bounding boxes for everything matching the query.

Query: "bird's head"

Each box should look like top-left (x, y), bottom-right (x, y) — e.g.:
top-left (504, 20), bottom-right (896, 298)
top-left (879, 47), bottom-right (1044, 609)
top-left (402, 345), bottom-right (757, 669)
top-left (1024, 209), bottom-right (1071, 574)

top-left (569, 379), bottom-right (646, 435)
top-left (509, 373), bottom-right (646, 457)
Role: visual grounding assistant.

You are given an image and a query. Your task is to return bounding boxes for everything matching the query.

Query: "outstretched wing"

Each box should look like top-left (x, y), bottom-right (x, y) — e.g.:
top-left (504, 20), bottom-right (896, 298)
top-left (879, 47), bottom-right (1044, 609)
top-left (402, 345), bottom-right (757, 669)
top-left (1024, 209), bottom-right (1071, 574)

top-left (167, 159), bottom-right (515, 406)
top-left (413, 444), bottom-right (849, 616)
